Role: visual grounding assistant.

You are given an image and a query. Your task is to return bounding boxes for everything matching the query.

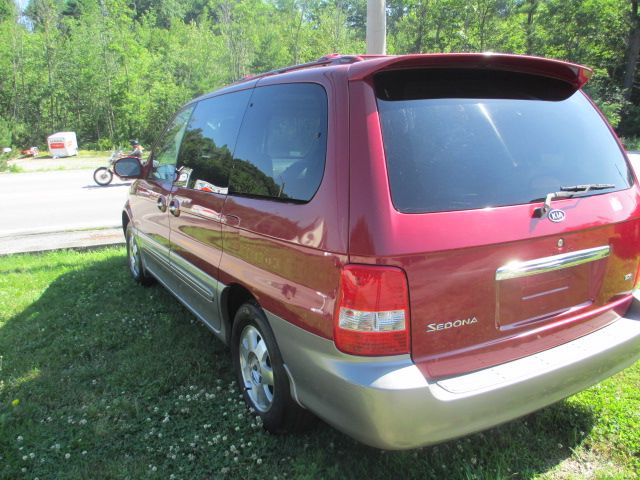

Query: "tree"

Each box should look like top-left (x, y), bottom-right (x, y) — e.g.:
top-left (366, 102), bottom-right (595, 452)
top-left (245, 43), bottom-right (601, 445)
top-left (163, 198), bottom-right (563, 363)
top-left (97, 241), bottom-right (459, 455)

top-left (624, 0), bottom-right (640, 99)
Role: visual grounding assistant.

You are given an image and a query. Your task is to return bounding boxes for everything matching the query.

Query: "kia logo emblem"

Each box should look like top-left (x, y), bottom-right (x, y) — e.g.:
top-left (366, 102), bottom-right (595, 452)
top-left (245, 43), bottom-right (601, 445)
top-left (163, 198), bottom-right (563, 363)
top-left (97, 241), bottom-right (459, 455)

top-left (548, 209), bottom-right (566, 223)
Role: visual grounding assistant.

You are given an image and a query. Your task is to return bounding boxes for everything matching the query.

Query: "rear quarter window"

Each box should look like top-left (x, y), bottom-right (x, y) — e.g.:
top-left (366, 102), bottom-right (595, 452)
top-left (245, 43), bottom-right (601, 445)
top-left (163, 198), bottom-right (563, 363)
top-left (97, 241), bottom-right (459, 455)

top-left (375, 69), bottom-right (632, 214)
top-left (229, 83), bottom-right (328, 202)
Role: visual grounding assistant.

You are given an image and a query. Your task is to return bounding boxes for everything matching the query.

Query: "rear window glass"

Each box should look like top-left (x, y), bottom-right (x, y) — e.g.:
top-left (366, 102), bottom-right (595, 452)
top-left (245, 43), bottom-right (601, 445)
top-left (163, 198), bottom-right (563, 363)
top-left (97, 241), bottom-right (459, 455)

top-left (376, 69), bottom-right (632, 214)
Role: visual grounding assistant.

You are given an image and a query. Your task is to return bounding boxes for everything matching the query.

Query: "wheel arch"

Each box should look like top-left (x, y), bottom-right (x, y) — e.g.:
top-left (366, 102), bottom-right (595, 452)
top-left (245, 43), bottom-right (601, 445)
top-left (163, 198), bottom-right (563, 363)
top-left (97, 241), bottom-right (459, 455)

top-left (122, 202), bottom-right (133, 237)
top-left (220, 283), bottom-right (258, 344)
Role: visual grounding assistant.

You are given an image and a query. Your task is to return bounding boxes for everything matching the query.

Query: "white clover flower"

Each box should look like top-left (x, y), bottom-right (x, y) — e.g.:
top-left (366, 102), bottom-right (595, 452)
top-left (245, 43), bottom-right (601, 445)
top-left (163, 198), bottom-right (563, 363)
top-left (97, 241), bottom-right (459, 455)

top-left (29, 453), bottom-right (35, 459)
top-left (17, 436), bottom-right (23, 442)
top-left (257, 458), bottom-right (263, 465)
top-left (65, 453), bottom-right (70, 459)
top-left (22, 455), bottom-right (28, 461)
top-left (82, 451), bottom-right (87, 455)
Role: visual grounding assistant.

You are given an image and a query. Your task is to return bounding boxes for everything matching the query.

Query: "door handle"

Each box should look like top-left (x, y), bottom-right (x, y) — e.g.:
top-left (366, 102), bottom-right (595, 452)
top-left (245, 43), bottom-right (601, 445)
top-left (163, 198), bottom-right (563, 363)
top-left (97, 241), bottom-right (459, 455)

top-left (157, 196), bottom-right (167, 212)
top-left (169, 198), bottom-right (181, 217)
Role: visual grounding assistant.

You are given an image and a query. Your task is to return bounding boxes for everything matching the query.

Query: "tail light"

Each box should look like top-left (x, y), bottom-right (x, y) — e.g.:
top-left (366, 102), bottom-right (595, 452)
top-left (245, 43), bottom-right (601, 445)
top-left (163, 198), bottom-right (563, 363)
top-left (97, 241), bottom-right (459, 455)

top-left (334, 265), bottom-right (410, 356)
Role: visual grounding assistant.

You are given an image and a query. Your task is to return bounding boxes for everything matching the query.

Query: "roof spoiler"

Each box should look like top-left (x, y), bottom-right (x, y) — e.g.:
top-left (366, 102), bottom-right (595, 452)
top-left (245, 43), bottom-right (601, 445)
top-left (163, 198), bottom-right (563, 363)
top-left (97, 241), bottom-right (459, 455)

top-left (347, 53), bottom-right (593, 90)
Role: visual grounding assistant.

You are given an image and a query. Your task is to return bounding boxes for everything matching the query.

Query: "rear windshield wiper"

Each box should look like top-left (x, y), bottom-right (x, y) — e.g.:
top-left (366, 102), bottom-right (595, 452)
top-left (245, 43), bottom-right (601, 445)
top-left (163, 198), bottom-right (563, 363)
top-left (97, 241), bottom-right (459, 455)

top-left (559, 183), bottom-right (616, 192)
top-left (533, 183), bottom-right (615, 218)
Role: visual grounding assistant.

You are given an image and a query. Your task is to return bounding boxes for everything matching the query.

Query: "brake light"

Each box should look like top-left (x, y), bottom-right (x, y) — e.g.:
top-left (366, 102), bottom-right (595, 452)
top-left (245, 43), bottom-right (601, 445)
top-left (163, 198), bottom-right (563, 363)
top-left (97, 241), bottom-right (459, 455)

top-left (334, 265), bottom-right (410, 356)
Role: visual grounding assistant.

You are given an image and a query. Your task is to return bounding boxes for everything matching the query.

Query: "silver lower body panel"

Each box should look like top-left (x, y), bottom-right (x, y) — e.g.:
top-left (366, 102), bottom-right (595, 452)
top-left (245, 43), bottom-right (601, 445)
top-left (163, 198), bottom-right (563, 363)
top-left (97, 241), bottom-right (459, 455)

top-left (266, 295), bottom-right (640, 450)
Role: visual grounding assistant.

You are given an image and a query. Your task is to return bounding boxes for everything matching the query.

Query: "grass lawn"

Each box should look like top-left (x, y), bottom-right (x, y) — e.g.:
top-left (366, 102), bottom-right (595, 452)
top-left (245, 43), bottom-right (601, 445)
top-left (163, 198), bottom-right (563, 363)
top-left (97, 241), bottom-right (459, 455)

top-left (5, 151), bottom-right (114, 173)
top-left (0, 248), bottom-right (639, 479)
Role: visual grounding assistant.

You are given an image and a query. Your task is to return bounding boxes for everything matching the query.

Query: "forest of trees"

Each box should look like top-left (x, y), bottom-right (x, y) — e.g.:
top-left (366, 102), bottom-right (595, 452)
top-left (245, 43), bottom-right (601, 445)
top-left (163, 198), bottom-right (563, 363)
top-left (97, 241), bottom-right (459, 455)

top-left (1, 0), bottom-right (640, 150)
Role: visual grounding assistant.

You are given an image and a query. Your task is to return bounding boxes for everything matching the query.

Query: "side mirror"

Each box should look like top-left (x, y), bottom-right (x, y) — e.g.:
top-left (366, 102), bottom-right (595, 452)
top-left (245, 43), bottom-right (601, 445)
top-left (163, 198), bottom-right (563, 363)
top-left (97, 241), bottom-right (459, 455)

top-left (114, 156), bottom-right (143, 179)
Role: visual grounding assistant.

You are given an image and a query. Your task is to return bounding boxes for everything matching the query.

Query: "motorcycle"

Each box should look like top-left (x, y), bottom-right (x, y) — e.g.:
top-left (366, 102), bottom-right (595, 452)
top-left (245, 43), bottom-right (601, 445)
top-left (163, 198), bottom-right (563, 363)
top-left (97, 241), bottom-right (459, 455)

top-left (93, 150), bottom-right (125, 186)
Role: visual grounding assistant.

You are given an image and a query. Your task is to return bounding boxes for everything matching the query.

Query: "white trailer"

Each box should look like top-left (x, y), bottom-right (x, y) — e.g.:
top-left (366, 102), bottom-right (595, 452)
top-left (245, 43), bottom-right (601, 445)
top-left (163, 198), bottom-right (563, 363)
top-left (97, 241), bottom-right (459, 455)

top-left (47, 132), bottom-right (78, 157)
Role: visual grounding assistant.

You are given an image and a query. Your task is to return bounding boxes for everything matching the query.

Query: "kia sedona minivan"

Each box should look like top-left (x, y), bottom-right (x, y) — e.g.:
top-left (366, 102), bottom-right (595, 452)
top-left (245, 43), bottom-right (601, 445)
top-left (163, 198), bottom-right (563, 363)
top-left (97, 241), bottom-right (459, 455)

top-left (115, 53), bottom-right (640, 450)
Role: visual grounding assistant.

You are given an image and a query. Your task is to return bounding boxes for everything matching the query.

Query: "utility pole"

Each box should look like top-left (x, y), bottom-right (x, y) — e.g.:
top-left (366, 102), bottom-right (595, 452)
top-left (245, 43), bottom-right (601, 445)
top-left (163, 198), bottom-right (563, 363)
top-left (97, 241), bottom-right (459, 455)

top-left (366, 0), bottom-right (386, 54)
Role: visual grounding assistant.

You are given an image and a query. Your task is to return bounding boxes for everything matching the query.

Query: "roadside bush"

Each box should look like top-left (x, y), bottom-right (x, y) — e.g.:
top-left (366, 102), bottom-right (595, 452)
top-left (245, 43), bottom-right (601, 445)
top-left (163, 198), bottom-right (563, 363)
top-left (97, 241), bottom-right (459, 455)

top-left (0, 117), bottom-right (10, 147)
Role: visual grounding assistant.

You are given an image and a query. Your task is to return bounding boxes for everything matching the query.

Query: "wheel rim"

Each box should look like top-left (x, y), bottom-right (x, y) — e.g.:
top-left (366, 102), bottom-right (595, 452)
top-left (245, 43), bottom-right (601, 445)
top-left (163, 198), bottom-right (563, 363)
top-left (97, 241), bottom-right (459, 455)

top-left (94, 168), bottom-right (112, 185)
top-left (128, 234), bottom-right (140, 278)
top-left (239, 325), bottom-right (274, 412)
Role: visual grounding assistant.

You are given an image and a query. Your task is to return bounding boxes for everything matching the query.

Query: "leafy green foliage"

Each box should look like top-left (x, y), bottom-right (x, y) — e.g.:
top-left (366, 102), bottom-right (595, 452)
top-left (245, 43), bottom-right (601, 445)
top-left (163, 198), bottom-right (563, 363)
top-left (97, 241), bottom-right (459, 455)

top-left (0, 0), bottom-right (638, 148)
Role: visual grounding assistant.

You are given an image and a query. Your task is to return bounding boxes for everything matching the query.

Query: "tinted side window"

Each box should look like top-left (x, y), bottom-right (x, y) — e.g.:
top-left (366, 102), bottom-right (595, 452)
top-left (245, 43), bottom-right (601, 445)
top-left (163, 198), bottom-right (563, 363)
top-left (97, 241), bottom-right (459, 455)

top-left (175, 90), bottom-right (251, 194)
top-left (230, 83), bottom-right (327, 202)
top-left (150, 106), bottom-right (194, 182)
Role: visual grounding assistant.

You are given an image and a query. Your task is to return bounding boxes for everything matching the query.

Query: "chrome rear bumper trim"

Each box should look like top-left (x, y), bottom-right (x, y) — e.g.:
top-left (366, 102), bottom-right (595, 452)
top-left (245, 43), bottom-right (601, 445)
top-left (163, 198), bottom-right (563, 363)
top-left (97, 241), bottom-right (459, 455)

top-left (495, 245), bottom-right (610, 281)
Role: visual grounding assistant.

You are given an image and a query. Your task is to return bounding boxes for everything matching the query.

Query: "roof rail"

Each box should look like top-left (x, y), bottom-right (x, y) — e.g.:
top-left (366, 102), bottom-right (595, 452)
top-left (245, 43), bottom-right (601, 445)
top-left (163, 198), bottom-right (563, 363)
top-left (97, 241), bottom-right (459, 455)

top-left (235, 54), bottom-right (365, 84)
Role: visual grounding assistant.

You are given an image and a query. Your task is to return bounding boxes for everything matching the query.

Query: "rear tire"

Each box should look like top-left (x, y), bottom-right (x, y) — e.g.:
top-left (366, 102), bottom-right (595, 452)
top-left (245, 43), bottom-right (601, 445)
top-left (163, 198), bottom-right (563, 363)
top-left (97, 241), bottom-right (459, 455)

top-left (93, 167), bottom-right (113, 186)
top-left (231, 302), bottom-right (313, 433)
top-left (126, 224), bottom-right (153, 286)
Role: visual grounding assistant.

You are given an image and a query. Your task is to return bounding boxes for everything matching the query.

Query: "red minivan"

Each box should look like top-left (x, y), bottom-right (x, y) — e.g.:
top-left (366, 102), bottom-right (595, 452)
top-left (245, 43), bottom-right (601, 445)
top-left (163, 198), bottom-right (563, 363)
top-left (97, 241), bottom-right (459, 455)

top-left (115, 53), bottom-right (640, 450)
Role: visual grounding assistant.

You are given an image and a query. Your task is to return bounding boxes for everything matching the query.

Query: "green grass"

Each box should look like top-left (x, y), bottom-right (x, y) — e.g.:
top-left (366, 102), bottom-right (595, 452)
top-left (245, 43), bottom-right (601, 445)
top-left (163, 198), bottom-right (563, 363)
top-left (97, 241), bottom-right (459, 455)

top-left (0, 248), bottom-right (638, 479)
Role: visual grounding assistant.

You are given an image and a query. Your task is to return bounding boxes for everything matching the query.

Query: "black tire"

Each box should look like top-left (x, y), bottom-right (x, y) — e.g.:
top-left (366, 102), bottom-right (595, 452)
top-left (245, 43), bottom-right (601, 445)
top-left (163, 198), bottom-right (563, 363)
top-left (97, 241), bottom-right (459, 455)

top-left (126, 224), bottom-right (154, 285)
top-left (231, 302), bottom-right (313, 433)
top-left (93, 167), bottom-right (113, 186)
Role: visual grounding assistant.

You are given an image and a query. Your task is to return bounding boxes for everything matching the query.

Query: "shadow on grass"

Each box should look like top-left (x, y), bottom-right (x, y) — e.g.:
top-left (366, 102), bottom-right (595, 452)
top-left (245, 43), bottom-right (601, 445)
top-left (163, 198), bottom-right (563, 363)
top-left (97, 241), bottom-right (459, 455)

top-left (0, 253), bottom-right (595, 479)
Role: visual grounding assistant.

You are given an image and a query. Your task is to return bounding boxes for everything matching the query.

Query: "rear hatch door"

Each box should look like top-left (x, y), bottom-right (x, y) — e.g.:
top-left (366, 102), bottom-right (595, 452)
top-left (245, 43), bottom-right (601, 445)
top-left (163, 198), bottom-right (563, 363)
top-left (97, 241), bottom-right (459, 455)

top-left (366, 62), bottom-right (640, 378)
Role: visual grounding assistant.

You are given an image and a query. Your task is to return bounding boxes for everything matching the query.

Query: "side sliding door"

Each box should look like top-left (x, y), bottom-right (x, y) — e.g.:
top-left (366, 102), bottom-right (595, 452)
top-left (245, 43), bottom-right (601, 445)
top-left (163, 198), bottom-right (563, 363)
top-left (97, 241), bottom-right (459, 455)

top-left (168, 89), bottom-right (252, 334)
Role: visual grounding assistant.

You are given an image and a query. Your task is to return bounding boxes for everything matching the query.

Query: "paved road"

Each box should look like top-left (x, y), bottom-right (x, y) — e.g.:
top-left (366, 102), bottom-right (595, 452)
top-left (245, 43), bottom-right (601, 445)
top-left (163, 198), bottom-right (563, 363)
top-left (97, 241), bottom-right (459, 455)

top-left (0, 169), bottom-right (130, 236)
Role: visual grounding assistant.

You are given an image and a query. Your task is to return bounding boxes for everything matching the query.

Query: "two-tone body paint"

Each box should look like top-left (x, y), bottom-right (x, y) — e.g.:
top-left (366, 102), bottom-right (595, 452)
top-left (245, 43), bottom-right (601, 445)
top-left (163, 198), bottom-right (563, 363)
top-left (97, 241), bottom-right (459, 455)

top-left (119, 53), bottom-right (640, 449)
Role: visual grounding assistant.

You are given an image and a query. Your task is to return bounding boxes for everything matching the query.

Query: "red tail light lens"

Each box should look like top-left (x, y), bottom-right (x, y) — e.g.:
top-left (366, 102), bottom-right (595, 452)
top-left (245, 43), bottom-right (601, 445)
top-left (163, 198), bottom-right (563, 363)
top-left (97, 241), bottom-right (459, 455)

top-left (334, 265), bottom-right (410, 356)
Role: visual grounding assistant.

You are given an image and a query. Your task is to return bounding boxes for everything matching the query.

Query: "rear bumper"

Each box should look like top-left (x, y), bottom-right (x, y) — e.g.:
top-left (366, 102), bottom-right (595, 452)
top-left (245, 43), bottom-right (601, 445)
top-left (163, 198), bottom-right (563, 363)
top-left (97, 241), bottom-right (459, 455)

top-left (267, 294), bottom-right (640, 450)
